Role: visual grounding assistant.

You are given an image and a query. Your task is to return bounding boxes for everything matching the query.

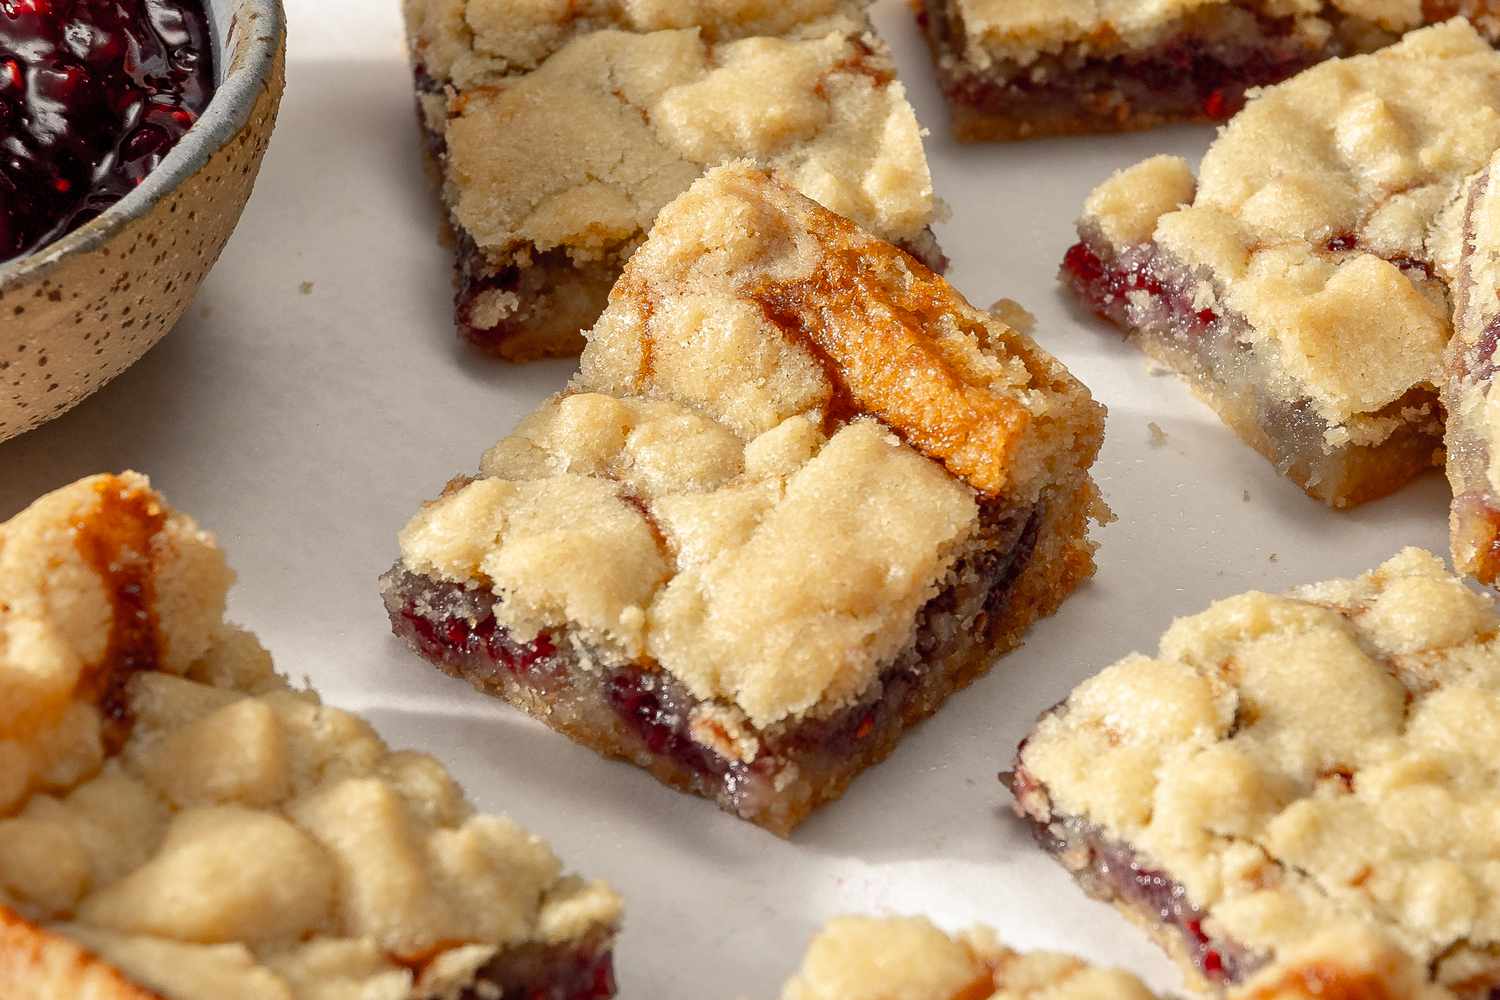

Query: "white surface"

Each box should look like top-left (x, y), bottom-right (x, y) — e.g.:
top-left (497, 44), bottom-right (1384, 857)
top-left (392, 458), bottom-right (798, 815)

top-left (0, 2), bottom-right (1453, 996)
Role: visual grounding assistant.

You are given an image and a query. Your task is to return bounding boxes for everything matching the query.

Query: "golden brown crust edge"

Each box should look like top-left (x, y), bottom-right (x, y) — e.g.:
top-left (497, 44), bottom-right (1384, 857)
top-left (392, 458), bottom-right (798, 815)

top-left (1116, 314), bottom-right (1438, 508)
top-left (0, 908), bottom-right (162, 1000)
top-left (948, 103), bottom-right (1213, 142)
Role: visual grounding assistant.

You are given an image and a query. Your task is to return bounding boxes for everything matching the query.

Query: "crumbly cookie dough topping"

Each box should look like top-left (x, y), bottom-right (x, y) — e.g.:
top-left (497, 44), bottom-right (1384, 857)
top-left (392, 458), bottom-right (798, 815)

top-left (781, 918), bottom-right (1449, 999)
top-left (399, 164), bottom-right (1101, 727)
top-left (778, 916), bottom-right (1158, 1000)
top-left (1082, 20), bottom-right (1500, 425)
top-left (1019, 547), bottom-right (1500, 987)
top-left (405, 0), bottom-right (862, 86)
top-left (437, 21), bottom-right (935, 262)
top-left (1, 474), bottom-right (620, 1000)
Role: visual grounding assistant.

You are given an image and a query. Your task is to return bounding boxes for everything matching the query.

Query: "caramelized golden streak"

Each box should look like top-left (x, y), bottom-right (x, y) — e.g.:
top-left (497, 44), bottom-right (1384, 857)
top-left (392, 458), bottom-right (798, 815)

top-left (2, 474), bottom-right (167, 747)
top-left (70, 476), bottom-right (168, 750)
top-left (1241, 963), bottom-right (1397, 1000)
top-left (0, 909), bottom-right (161, 1000)
top-left (747, 211), bottom-right (1030, 497)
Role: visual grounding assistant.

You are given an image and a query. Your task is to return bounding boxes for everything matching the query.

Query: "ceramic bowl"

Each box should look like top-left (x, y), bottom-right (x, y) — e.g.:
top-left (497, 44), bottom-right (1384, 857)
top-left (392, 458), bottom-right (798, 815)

top-left (0, 0), bottom-right (287, 443)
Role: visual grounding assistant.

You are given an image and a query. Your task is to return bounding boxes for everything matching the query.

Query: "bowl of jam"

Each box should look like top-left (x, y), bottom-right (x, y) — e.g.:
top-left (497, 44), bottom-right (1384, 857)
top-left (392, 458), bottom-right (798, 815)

top-left (0, 0), bottom-right (285, 442)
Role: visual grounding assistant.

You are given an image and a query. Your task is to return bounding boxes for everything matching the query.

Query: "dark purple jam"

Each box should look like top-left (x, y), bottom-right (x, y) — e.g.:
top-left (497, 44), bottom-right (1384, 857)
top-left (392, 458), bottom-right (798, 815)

top-left (0, 0), bottom-right (214, 263)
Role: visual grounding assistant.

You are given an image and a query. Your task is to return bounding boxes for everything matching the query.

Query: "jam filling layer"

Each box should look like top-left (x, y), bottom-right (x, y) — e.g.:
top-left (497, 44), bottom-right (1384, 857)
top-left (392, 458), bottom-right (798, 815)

top-left (1, 0), bottom-right (215, 264)
top-left (1006, 764), bottom-right (1265, 986)
top-left (1061, 237), bottom-right (1217, 337)
top-left (921, 0), bottom-right (1338, 128)
top-left (464, 935), bottom-right (617, 1000)
top-left (382, 502), bottom-right (1040, 825)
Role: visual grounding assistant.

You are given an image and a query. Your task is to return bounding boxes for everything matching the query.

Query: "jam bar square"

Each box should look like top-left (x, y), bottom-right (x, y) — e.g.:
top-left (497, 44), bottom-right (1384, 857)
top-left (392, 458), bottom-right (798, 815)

top-left (0, 473), bottom-right (621, 1000)
top-left (1060, 21), bottom-right (1500, 508)
top-left (381, 163), bottom-right (1107, 836)
top-left (403, 0), bottom-right (944, 360)
top-left (917, 0), bottom-right (1500, 141)
top-left (1008, 548), bottom-right (1500, 996)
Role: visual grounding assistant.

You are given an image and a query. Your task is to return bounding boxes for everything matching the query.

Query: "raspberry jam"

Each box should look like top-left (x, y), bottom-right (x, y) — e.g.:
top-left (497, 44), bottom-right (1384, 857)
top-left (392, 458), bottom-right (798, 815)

top-left (0, 0), bottom-right (214, 263)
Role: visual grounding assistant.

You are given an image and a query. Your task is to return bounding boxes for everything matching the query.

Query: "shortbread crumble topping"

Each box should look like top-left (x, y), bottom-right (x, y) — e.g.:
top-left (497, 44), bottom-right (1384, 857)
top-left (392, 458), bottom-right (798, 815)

top-left (779, 916), bottom-right (1158, 1000)
top-left (436, 23), bottom-right (937, 266)
top-left (398, 164), bottom-right (1104, 729)
top-left (1016, 548), bottom-right (1500, 991)
top-left (778, 916), bottom-right (1448, 999)
top-left (0, 473), bottom-right (620, 1000)
top-left (405, 0), bottom-right (863, 87)
top-left (401, 399), bottom-right (977, 729)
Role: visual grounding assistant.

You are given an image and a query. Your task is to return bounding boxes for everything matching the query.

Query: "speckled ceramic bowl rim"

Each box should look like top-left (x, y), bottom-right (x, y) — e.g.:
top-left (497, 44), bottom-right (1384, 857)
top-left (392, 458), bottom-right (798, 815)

top-left (0, 0), bottom-right (286, 287)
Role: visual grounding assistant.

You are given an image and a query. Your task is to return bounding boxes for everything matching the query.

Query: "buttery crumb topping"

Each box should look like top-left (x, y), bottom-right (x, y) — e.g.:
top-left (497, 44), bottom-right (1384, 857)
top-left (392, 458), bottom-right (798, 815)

top-left (398, 164), bottom-right (1104, 727)
top-left (1019, 548), bottom-right (1500, 991)
top-left (437, 23), bottom-right (935, 266)
top-left (779, 916), bottom-right (1158, 1000)
top-left (1081, 20), bottom-right (1500, 428)
top-left (780, 917), bottom-right (1447, 999)
top-left (404, 0), bottom-right (862, 85)
top-left (403, 0), bottom-right (938, 284)
top-left (0, 473), bottom-right (620, 1000)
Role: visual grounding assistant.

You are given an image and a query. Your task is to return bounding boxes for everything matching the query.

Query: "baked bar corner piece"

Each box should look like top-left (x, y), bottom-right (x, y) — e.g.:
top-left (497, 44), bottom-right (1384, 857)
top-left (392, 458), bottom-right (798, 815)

top-left (917, 0), bottom-right (1500, 141)
top-left (381, 163), bottom-right (1107, 836)
top-left (778, 915), bottom-right (1159, 999)
top-left (402, 0), bottom-right (944, 361)
top-left (1444, 151), bottom-right (1500, 584)
top-left (1060, 19), bottom-right (1500, 508)
top-left (0, 472), bottom-right (621, 1000)
top-left (1008, 547), bottom-right (1500, 997)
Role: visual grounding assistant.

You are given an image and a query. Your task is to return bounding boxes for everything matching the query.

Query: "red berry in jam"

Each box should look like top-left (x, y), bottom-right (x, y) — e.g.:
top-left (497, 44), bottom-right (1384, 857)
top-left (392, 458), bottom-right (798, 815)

top-left (0, 0), bottom-right (214, 264)
top-left (1062, 240), bottom-right (1104, 286)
